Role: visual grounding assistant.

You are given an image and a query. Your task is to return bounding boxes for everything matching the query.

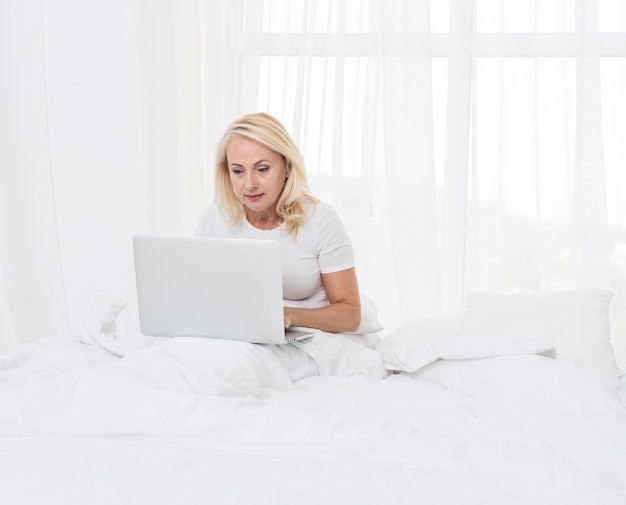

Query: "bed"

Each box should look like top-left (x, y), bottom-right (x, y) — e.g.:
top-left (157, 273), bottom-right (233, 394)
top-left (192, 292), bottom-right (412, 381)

top-left (1, 289), bottom-right (626, 504)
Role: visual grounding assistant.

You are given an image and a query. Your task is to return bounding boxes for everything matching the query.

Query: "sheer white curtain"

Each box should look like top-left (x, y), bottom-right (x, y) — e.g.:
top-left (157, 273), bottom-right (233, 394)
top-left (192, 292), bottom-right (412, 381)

top-left (0, 1), bottom-right (143, 354)
top-left (1, 0), bottom-right (626, 367)
top-left (230, 0), bottom-right (626, 365)
top-left (0, 0), bottom-right (192, 353)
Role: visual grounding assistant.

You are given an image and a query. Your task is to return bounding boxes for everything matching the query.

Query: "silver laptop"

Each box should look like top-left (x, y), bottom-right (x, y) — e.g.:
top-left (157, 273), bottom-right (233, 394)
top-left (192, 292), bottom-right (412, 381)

top-left (132, 235), bottom-right (314, 344)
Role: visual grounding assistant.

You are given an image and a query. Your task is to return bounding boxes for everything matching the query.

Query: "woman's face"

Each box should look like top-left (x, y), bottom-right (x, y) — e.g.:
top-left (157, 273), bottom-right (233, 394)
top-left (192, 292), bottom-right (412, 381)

top-left (226, 135), bottom-right (289, 218)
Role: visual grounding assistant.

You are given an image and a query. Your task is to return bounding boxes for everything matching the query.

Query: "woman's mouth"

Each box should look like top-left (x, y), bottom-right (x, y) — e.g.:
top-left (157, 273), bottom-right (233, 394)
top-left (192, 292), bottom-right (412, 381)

top-left (245, 193), bottom-right (263, 202)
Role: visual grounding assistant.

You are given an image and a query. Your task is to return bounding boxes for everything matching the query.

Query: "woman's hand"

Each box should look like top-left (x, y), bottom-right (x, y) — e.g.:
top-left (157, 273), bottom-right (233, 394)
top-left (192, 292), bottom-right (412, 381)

top-left (283, 308), bottom-right (295, 329)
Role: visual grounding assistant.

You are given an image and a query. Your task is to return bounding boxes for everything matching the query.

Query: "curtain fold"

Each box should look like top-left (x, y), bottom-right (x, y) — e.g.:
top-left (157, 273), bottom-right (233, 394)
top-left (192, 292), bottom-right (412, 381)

top-left (0, 1), bottom-right (69, 354)
top-left (573, 0), bottom-right (611, 289)
top-left (136, 0), bottom-right (179, 234)
top-left (441, 0), bottom-right (473, 313)
top-left (379, 0), bottom-right (442, 317)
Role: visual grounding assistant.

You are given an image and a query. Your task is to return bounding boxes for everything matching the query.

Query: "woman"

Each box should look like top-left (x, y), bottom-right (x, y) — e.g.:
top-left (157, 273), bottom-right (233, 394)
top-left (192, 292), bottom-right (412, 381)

top-left (195, 112), bottom-right (361, 334)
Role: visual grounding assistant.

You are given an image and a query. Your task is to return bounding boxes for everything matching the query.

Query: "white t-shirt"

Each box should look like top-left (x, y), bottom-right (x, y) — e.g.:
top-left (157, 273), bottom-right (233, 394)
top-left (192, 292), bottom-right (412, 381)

top-left (195, 199), bottom-right (354, 309)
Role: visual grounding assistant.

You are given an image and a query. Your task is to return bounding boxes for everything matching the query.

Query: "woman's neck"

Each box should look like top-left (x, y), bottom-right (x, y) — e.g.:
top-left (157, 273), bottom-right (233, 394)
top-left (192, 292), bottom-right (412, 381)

top-left (245, 209), bottom-right (282, 230)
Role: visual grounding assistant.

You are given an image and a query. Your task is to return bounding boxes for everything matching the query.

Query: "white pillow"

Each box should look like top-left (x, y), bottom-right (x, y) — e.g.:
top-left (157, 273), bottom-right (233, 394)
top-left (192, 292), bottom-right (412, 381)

top-left (377, 315), bottom-right (553, 372)
top-left (459, 290), bottom-right (620, 388)
top-left (380, 333), bottom-right (554, 373)
top-left (379, 315), bottom-right (464, 343)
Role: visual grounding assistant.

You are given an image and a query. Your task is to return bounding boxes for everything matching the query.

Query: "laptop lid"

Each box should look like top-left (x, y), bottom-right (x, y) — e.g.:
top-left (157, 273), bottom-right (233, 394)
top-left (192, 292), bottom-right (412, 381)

top-left (132, 234), bottom-right (313, 344)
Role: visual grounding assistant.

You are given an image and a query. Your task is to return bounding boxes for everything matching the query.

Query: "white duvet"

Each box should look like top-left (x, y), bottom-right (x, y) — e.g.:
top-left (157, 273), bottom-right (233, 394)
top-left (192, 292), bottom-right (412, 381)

top-left (1, 323), bottom-right (626, 504)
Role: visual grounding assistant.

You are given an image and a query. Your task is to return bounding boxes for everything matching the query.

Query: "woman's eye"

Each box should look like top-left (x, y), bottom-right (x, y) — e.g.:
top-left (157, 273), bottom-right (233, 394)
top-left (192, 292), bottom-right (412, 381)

top-left (231, 168), bottom-right (243, 175)
top-left (258, 166), bottom-right (269, 173)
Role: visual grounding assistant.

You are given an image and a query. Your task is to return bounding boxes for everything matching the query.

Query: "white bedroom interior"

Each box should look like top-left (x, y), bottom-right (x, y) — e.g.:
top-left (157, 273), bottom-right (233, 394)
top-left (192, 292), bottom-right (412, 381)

top-left (3, 2), bottom-right (626, 504)
top-left (1, 0), bottom-right (626, 368)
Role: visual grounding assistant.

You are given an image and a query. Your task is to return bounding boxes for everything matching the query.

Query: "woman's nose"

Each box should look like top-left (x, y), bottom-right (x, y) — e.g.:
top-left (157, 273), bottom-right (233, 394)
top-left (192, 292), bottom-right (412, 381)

top-left (244, 171), bottom-right (258, 189)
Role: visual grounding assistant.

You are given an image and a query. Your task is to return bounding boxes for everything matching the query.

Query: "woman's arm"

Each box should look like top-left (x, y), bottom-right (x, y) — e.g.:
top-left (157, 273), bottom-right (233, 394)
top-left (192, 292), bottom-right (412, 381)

top-left (283, 267), bottom-right (361, 333)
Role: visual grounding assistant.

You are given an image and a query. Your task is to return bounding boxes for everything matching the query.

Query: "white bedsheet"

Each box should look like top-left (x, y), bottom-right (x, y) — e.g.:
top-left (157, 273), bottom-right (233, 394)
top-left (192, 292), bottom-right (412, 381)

top-left (1, 330), bottom-right (626, 504)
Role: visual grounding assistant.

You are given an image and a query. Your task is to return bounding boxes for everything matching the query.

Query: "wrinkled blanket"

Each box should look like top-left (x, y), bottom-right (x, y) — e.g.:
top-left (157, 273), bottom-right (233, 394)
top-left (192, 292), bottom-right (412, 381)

top-left (1, 316), bottom-right (626, 504)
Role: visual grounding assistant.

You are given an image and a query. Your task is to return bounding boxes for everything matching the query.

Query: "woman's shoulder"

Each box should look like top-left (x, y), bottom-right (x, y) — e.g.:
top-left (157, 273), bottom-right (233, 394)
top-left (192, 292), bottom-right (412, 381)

top-left (301, 197), bottom-right (338, 220)
top-left (195, 202), bottom-right (235, 236)
top-left (299, 198), bottom-right (347, 237)
top-left (298, 197), bottom-right (353, 263)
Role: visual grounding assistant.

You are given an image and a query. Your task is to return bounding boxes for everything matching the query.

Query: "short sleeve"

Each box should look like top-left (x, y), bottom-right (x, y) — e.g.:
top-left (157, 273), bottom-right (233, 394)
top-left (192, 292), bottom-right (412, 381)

top-left (314, 203), bottom-right (355, 274)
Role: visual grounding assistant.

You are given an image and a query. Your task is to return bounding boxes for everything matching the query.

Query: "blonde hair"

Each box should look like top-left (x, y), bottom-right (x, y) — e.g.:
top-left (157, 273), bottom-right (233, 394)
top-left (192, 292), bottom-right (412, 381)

top-left (214, 112), bottom-right (317, 237)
